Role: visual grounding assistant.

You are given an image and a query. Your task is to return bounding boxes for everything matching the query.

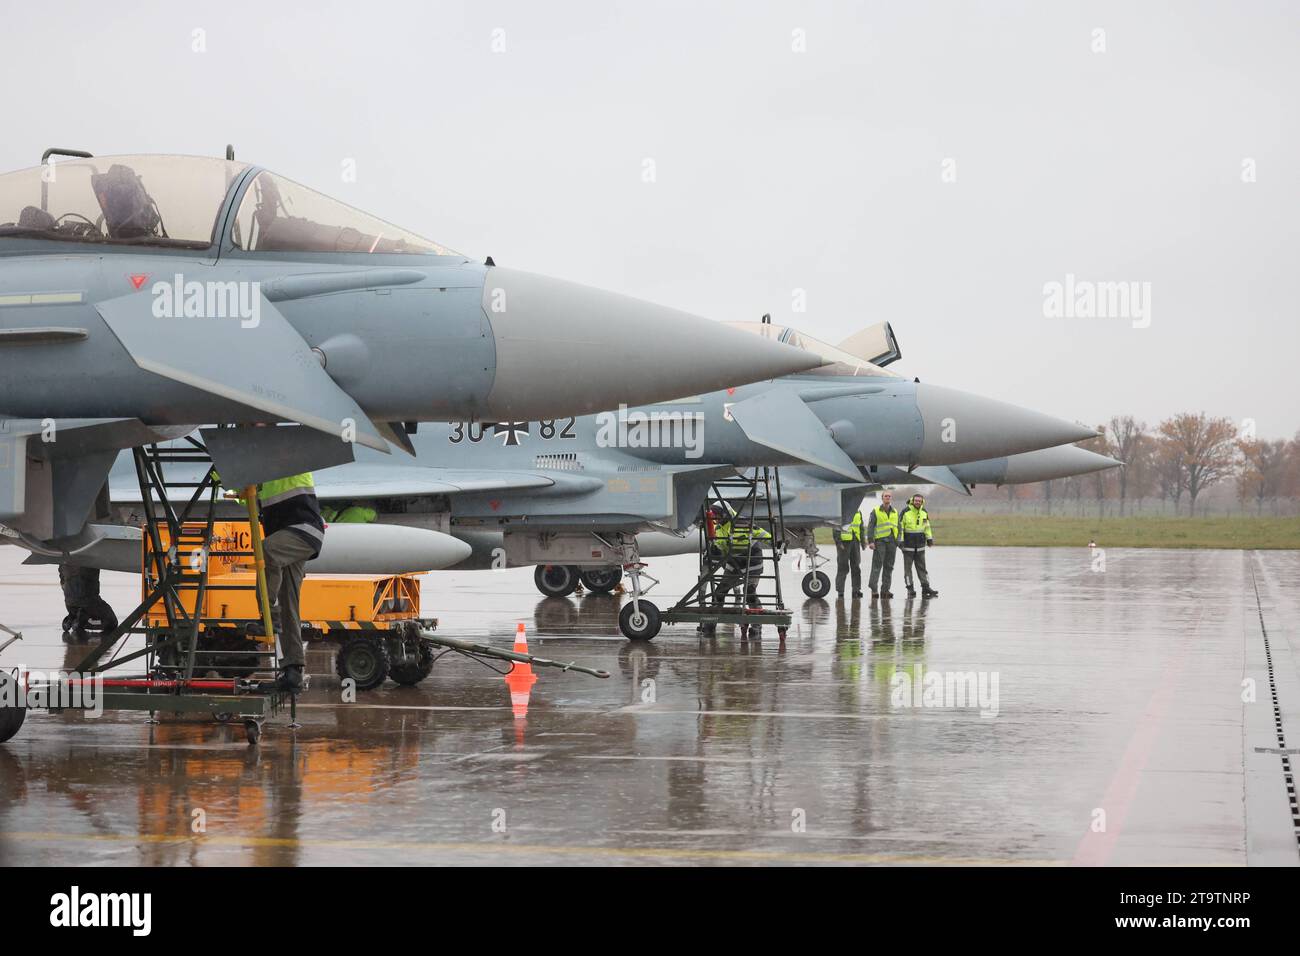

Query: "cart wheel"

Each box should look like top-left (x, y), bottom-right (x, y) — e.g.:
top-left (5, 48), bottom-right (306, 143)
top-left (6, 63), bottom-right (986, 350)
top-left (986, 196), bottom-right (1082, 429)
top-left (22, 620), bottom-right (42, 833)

top-left (534, 564), bottom-right (580, 598)
top-left (619, 601), bottom-right (661, 641)
top-left (777, 626), bottom-right (789, 641)
top-left (244, 719), bottom-right (261, 746)
top-left (802, 571), bottom-right (831, 599)
top-left (335, 634), bottom-right (391, 690)
top-left (738, 624), bottom-right (749, 641)
top-left (389, 641), bottom-right (436, 686)
top-left (0, 673), bottom-right (26, 744)
top-left (213, 712), bottom-right (233, 724)
top-left (579, 567), bottom-right (621, 594)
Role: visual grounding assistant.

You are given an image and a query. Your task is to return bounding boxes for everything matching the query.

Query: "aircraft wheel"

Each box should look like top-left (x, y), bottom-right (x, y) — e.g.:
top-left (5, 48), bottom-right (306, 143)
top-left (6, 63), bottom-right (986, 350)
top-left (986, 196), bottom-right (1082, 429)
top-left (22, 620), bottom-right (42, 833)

top-left (0, 672), bottom-right (26, 744)
top-left (335, 634), bottom-right (391, 690)
top-left (389, 641), bottom-right (436, 686)
top-left (535, 564), bottom-right (580, 598)
top-left (802, 571), bottom-right (831, 599)
top-left (619, 601), bottom-right (661, 641)
top-left (579, 567), bottom-right (621, 594)
top-left (244, 719), bottom-right (262, 746)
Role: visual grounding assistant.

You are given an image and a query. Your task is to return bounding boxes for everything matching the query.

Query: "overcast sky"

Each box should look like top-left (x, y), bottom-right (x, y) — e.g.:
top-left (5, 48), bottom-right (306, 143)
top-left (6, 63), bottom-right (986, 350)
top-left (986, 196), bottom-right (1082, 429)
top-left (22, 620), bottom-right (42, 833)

top-left (6, 0), bottom-right (1297, 437)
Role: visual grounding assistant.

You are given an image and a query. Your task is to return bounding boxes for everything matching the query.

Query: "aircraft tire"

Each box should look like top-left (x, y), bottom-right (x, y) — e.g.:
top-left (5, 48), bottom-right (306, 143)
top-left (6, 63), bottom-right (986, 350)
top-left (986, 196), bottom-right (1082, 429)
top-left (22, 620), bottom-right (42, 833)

top-left (535, 564), bottom-right (580, 598)
top-left (0, 673), bottom-right (26, 744)
top-left (619, 601), bottom-right (661, 641)
top-left (579, 567), bottom-right (621, 594)
top-left (802, 571), bottom-right (831, 598)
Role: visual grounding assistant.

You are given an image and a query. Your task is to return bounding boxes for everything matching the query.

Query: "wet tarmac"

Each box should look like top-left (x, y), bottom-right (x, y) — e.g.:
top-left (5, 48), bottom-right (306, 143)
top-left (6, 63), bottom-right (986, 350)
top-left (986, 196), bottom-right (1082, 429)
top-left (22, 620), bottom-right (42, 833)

top-left (0, 545), bottom-right (1297, 866)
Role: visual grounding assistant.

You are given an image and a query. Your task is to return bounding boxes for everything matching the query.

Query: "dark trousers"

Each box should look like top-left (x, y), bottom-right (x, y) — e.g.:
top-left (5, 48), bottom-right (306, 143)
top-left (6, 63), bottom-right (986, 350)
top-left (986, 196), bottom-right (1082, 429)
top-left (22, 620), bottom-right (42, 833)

top-left (835, 538), bottom-right (861, 593)
top-left (262, 529), bottom-right (316, 668)
top-left (713, 545), bottom-right (763, 606)
top-left (867, 539), bottom-right (897, 594)
top-left (58, 564), bottom-right (116, 632)
top-left (902, 548), bottom-right (931, 590)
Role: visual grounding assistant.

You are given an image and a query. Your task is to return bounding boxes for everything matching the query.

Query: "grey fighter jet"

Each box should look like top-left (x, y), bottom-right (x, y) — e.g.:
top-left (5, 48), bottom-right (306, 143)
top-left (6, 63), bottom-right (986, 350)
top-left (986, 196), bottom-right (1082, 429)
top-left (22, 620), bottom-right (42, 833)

top-left (0, 150), bottom-right (826, 554)
top-left (67, 321), bottom-right (1098, 614)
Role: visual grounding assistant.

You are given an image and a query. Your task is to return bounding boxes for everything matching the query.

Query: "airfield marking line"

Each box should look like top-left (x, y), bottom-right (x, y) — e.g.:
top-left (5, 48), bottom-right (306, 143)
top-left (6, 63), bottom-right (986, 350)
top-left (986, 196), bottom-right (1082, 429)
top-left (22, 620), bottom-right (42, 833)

top-left (294, 703), bottom-right (517, 713)
top-left (573, 754), bottom-right (770, 763)
top-left (1070, 608), bottom-right (1201, 867)
top-left (609, 708), bottom-right (889, 720)
top-left (0, 831), bottom-right (1058, 866)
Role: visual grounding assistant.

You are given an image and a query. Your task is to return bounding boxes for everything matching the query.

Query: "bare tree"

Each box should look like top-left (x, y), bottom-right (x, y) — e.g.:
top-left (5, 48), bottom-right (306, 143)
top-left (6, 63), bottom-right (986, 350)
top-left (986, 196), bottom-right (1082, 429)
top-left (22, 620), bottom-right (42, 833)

top-left (1158, 413), bottom-right (1239, 516)
top-left (1107, 415), bottom-right (1146, 516)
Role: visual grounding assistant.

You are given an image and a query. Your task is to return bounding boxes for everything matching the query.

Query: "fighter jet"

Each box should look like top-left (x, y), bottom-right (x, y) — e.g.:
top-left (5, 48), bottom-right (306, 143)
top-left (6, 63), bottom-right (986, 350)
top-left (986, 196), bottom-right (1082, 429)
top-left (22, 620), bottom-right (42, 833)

top-left (61, 319), bottom-right (1095, 583)
top-left (0, 149), bottom-right (827, 554)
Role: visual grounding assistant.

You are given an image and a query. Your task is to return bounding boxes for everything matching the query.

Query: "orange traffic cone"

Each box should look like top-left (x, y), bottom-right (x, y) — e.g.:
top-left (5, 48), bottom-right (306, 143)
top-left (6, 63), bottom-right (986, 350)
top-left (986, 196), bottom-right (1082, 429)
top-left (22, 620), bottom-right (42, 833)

top-left (505, 621), bottom-right (537, 722)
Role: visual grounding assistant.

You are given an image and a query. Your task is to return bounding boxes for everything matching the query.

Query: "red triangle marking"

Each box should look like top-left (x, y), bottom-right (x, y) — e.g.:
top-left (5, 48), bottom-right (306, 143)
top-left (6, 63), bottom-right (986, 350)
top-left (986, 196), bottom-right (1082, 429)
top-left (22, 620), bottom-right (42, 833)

top-left (127, 274), bottom-right (150, 291)
top-left (488, 500), bottom-right (502, 511)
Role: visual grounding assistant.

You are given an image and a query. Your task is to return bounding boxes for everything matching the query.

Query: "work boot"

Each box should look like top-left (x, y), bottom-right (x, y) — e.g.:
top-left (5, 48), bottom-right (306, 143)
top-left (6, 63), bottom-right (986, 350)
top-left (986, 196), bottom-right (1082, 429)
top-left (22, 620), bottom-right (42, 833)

top-left (852, 590), bottom-right (863, 598)
top-left (883, 591), bottom-right (894, 599)
top-left (870, 591), bottom-right (879, 599)
top-left (275, 664), bottom-right (305, 693)
top-left (922, 588), bottom-right (939, 598)
top-left (907, 586), bottom-right (916, 597)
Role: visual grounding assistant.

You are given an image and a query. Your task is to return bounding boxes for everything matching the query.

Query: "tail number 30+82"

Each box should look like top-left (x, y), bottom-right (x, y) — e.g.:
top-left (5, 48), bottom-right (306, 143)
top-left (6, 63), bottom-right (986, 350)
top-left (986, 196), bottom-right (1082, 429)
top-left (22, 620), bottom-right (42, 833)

top-left (449, 418), bottom-right (576, 444)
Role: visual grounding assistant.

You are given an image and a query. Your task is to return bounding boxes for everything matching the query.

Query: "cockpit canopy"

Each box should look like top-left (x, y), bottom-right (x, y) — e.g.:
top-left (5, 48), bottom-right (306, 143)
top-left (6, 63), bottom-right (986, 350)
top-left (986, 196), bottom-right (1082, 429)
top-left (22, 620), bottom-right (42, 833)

top-left (228, 169), bottom-right (457, 256)
top-left (724, 322), bottom-right (902, 378)
top-left (0, 153), bottom-right (460, 256)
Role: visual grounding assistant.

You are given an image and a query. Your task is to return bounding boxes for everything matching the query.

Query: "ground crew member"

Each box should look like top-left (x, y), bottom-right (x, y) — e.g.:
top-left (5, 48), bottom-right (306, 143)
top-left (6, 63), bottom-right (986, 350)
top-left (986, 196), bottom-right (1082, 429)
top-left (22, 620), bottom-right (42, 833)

top-left (57, 564), bottom-right (117, 643)
top-left (222, 472), bottom-right (324, 692)
top-left (708, 503), bottom-right (772, 607)
top-left (865, 491), bottom-right (899, 599)
top-left (900, 493), bottom-right (939, 598)
top-left (835, 508), bottom-right (865, 597)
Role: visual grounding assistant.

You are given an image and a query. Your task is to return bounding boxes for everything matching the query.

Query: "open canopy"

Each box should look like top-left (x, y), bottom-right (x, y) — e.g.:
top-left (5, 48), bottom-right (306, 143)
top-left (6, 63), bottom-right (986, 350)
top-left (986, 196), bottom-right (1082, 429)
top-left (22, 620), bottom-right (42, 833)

top-left (724, 322), bottom-right (902, 378)
top-left (0, 153), bottom-right (459, 256)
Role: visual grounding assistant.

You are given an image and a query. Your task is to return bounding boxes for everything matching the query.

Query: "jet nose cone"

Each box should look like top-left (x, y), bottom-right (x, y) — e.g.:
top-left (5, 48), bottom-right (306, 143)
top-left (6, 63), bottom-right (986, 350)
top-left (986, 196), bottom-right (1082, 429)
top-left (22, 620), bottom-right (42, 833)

top-left (1002, 445), bottom-right (1122, 484)
top-left (478, 268), bottom-right (825, 419)
top-left (914, 383), bottom-right (1099, 464)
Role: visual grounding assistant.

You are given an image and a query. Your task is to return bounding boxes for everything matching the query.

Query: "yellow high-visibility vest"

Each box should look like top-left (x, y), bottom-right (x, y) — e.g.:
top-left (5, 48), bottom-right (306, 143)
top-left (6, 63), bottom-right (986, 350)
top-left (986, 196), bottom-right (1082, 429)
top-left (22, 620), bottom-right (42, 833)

top-left (872, 506), bottom-right (899, 540)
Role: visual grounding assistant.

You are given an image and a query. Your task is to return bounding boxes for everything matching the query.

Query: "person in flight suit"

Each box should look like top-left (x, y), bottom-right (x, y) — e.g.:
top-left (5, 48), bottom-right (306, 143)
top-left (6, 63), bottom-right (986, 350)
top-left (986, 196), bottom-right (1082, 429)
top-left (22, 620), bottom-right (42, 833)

top-left (865, 491), bottom-right (900, 600)
top-left (835, 508), bottom-right (865, 598)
